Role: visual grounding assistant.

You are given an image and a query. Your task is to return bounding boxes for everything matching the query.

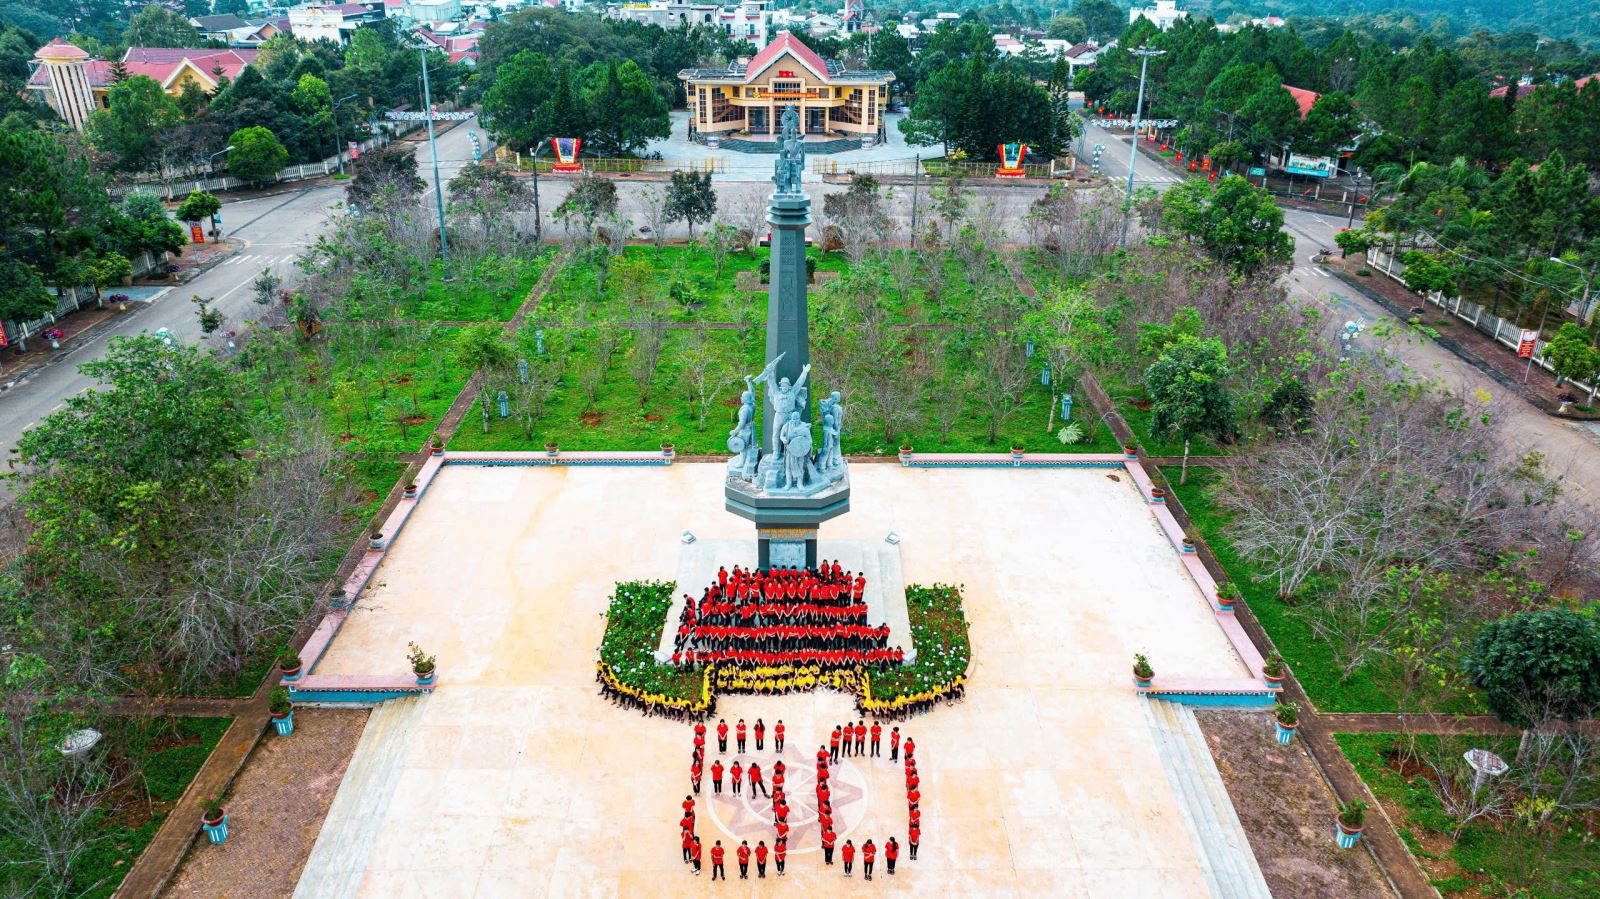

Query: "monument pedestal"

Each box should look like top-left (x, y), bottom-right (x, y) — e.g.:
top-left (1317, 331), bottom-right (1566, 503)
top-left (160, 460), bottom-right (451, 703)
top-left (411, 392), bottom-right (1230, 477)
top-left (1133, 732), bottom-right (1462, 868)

top-left (725, 473), bottom-right (851, 569)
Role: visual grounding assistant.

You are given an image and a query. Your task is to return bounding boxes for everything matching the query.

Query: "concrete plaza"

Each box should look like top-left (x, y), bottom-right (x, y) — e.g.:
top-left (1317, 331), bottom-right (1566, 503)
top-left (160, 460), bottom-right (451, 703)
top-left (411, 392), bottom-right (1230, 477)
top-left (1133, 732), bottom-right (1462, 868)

top-left (303, 464), bottom-right (1247, 897)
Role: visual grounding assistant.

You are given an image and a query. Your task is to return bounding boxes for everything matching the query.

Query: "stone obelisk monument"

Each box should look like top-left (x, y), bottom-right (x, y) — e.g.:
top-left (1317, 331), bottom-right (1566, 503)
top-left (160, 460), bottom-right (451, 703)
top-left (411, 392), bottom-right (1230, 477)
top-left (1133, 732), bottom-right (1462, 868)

top-left (724, 105), bottom-right (850, 570)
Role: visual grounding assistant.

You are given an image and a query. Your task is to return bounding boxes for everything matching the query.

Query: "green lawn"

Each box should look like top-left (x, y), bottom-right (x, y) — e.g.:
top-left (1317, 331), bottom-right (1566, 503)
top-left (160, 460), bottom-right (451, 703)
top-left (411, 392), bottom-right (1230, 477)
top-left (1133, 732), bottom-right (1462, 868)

top-left (1116, 390), bottom-right (1224, 457)
top-left (0, 716), bottom-right (231, 899)
top-left (1338, 733), bottom-right (1599, 898)
top-left (343, 253), bottom-right (548, 322)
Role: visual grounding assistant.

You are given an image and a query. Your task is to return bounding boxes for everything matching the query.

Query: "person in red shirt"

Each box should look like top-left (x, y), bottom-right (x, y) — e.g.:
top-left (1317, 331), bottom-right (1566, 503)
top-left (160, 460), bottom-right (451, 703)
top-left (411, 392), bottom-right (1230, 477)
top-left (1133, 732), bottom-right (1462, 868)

top-left (710, 841), bottom-right (725, 880)
top-left (691, 758), bottom-right (702, 794)
top-left (694, 721), bottom-right (706, 744)
top-left (737, 840), bottom-right (751, 879)
top-left (903, 736), bottom-right (916, 762)
top-left (908, 786), bottom-right (920, 809)
top-left (774, 719), bottom-right (785, 752)
top-left (754, 718), bottom-right (766, 751)
top-left (841, 839), bottom-right (856, 875)
top-left (772, 767), bottom-right (784, 791)
top-left (730, 760), bottom-right (743, 796)
top-left (736, 719), bottom-right (747, 753)
top-left (821, 828), bottom-right (836, 865)
top-left (681, 795), bottom-right (695, 820)
top-left (717, 719), bottom-right (728, 753)
top-left (908, 825), bottom-right (920, 860)
top-left (775, 818), bottom-right (789, 847)
top-left (774, 839), bottom-right (787, 876)
top-left (691, 835), bottom-right (703, 875)
top-left (870, 721), bottom-right (883, 756)
top-left (854, 721), bottom-right (867, 754)
top-left (829, 727), bottom-right (841, 763)
top-left (681, 828), bottom-right (694, 863)
top-left (907, 769), bottom-right (920, 791)
top-left (889, 726), bottom-right (901, 761)
top-left (748, 762), bottom-right (767, 798)
top-left (817, 745), bottom-right (830, 768)
top-left (885, 836), bottom-right (899, 875)
top-left (863, 839), bottom-right (877, 880)
top-left (711, 759), bottom-right (724, 794)
top-left (755, 840), bottom-right (769, 878)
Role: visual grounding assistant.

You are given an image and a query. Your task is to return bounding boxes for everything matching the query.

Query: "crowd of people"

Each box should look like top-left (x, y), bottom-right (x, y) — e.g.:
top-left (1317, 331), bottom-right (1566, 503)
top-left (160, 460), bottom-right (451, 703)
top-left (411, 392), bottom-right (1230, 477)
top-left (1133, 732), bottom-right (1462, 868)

top-left (670, 563), bottom-right (903, 670)
top-left (681, 717), bottom-right (922, 879)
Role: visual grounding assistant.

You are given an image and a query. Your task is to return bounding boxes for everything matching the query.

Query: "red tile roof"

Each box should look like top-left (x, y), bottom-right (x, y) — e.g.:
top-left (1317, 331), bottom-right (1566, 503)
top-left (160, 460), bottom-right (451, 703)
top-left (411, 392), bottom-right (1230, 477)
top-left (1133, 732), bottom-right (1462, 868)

top-left (35, 37), bottom-right (90, 60)
top-left (1282, 83), bottom-right (1319, 120)
top-left (745, 31), bottom-right (830, 83)
top-left (1491, 73), bottom-right (1599, 99)
top-left (28, 47), bottom-right (258, 90)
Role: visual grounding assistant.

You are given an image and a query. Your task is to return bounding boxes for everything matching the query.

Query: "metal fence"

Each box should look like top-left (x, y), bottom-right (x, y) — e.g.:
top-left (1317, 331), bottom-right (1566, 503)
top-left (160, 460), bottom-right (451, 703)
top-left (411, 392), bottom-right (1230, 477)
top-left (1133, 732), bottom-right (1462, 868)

top-left (1365, 248), bottom-right (1598, 397)
top-left (809, 157), bottom-right (1070, 179)
top-left (494, 149), bottom-right (723, 175)
top-left (113, 127), bottom-right (415, 200)
top-left (5, 250), bottom-right (166, 349)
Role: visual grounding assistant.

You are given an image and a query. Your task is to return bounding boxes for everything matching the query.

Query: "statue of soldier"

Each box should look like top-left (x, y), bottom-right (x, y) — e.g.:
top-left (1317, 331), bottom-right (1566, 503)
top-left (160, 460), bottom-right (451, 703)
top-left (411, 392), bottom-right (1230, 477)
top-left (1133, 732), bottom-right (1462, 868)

top-left (779, 410), bottom-right (813, 490)
top-left (727, 375), bottom-right (759, 478)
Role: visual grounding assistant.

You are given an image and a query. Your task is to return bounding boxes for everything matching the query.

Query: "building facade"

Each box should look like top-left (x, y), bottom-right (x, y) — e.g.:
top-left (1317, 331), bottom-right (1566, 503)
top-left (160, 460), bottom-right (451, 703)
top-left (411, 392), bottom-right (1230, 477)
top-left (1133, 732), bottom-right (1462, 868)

top-left (29, 42), bottom-right (260, 131)
top-left (1130, 0), bottom-right (1187, 30)
top-left (679, 31), bottom-right (892, 142)
top-left (610, 0), bottom-right (769, 45)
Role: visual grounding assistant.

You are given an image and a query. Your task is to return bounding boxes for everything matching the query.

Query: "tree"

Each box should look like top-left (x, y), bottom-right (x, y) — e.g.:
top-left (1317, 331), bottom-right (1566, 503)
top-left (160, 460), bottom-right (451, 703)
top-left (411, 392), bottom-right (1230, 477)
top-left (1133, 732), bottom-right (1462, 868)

top-left (86, 75), bottom-right (181, 174)
top-left (553, 175), bottom-right (618, 242)
top-left (1464, 610), bottom-right (1600, 736)
top-left (681, 324), bottom-right (733, 431)
top-left (346, 143), bottom-right (425, 211)
top-left (1047, 14), bottom-right (1088, 43)
top-left (1076, 0), bottom-right (1125, 42)
top-left (1207, 140), bottom-right (1250, 176)
top-left (665, 170), bottom-right (716, 240)
top-left (1160, 176), bottom-right (1294, 276)
top-left (123, 3), bottom-right (202, 48)
top-left (454, 325), bottom-right (515, 433)
top-left (1334, 227), bottom-right (1376, 258)
top-left (481, 51), bottom-right (587, 153)
top-left (581, 60), bottom-right (669, 157)
top-left (175, 190), bottom-right (222, 225)
top-left (1399, 250), bottom-right (1457, 295)
top-left (1543, 323), bottom-right (1600, 398)
top-left (226, 126), bottom-right (288, 184)
top-left (1145, 335), bottom-right (1238, 483)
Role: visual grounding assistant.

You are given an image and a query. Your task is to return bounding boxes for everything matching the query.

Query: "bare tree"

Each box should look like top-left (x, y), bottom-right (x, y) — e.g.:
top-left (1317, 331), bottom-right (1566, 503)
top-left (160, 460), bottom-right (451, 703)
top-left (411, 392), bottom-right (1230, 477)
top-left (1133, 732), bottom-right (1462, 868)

top-left (628, 298), bottom-right (669, 407)
top-left (639, 185), bottom-right (673, 253)
top-left (681, 324), bottom-right (735, 431)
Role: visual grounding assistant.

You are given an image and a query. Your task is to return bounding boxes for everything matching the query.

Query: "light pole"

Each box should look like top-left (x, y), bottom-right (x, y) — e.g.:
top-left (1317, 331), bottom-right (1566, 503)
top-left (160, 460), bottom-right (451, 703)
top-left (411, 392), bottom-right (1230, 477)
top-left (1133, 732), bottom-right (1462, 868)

top-left (205, 145), bottom-right (233, 175)
top-left (332, 93), bottom-right (358, 175)
top-left (1120, 48), bottom-right (1165, 248)
top-left (1346, 167), bottom-right (1366, 230)
top-left (1549, 255), bottom-right (1598, 324)
top-left (417, 46), bottom-right (450, 266)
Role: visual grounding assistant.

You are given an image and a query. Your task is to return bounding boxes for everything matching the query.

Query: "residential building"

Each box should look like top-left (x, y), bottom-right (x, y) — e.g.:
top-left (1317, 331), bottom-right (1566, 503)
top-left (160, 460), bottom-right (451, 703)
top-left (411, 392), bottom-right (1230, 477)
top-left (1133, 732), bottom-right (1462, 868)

top-left (610, 1), bottom-right (769, 44)
top-left (1489, 72), bottom-right (1598, 100)
top-left (679, 30), bottom-right (893, 143)
top-left (404, 0), bottom-right (463, 23)
top-left (287, 3), bottom-right (384, 43)
top-left (190, 13), bottom-right (252, 41)
top-left (1129, 0), bottom-right (1187, 30)
top-left (28, 40), bottom-right (260, 131)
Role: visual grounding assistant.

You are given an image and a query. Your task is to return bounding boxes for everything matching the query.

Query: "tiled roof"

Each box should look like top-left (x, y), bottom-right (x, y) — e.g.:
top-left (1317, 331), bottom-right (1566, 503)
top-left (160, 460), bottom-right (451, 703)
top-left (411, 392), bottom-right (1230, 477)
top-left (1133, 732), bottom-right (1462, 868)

top-left (1282, 83), bottom-right (1319, 120)
top-left (35, 37), bottom-right (90, 60)
top-left (28, 47), bottom-right (258, 89)
top-left (746, 31), bottom-right (830, 82)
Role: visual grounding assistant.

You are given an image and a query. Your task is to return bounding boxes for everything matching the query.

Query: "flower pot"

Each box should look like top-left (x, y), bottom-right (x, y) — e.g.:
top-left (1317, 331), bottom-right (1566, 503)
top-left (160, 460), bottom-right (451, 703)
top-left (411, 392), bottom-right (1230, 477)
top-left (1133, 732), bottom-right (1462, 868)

top-left (329, 592), bottom-right (349, 611)
top-left (280, 662), bottom-right (302, 682)
top-left (1335, 819), bottom-right (1365, 848)
top-left (1216, 593), bottom-right (1237, 611)
top-left (1132, 672), bottom-right (1153, 689)
top-left (1124, 445), bottom-right (1138, 459)
top-left (415, 670), bottom-right (436, 686)
top-left (368, 534), bottom-right (384, 550)
top-left (430, 444), bottom-right (444, 457)
top-left (1275, 720), bottom-right (1297, 745)
top-left (271, 709), bottom-right (295, 736)
top-left (1150, 487), bottom-right (1166, 504)
top-left (201, 813), bottom-right (229, 844)
top-left (1181, 537), bottom-right (1196, 553)
top-left (1010, 446), bottom-right (1025, 460)
top-left (1262, 671), bottom-right (1285, 689)
top-left (403, 483), bottom-right (418, 499)
top-left (545, 444), bottom-right (559, 458)
top-left (661, 443), bottom-right (675, 459)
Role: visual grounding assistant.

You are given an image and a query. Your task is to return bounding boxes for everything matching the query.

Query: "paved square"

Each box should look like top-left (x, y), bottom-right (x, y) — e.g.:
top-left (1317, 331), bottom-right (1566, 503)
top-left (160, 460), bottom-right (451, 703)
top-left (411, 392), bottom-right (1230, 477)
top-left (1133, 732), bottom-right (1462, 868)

top-left (305, 464), bottom-right (1245, 897)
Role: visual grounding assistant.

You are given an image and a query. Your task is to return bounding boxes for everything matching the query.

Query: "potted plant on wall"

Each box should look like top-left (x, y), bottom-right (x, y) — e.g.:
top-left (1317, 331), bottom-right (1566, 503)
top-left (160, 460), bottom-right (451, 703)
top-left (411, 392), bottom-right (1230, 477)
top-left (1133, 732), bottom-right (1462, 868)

top-left (269, 686), bottom-right (295, 736)
top-left (1335, 799), bottom-right (1367, 848)
top-left (430, 434), bottom-right (444, 456)
top-left (898, 439), bottom-right (913, 463)
top-left (368, 530), bottom-right (384, 550)
top-left (403, 482), bottom-right (419, 499)
top-left (1132, 653), bottom-right (1154, 688)
top-left (279, 653), bottom-right (303, 682)
top-left (1123, 444), bottom-right (1138, 459)
top-left (1261, 652), bottom-right (1286, 688)
top-left (1274, 700), bottom-right (1299, 744)
top-left (408, 641), bottom-right (436, 686)
top-left (328, 588), bottom-right (349, 611)
top-left (201, 794), bottom-right (229, 844)
top-left (1149, 486), bottom-right (1166, 503)
top-left (661, 441), bottom-right (675, 459)
top-left (1009, 440), bottom-right (1025, 461)
top-left (1215, 582), bottom-right (1239, 611)
top-left (545, 434), bottom-right (559, 457)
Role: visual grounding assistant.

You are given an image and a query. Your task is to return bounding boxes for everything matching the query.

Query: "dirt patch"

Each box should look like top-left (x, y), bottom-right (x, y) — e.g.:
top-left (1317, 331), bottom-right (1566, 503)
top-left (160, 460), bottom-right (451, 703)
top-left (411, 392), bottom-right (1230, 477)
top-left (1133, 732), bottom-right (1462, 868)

top-left (644, 412), bottom-right (663, 423)
top-left (580, 411), bottom-right (602, 426)
top-left (162, 708), bottom-right (370, 898)
top-left (1195, 710), bottom-right (1394, 899)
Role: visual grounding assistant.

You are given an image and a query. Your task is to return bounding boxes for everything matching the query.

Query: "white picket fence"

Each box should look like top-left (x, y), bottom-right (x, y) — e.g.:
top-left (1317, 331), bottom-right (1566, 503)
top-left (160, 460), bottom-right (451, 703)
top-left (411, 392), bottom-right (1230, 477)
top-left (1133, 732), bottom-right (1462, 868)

top-left (6, 250), bottom-right (166, 350)
top-left (117, 131), bottom-right (398, 200)
top-left (1366, 248), bottom-right (1598, 399)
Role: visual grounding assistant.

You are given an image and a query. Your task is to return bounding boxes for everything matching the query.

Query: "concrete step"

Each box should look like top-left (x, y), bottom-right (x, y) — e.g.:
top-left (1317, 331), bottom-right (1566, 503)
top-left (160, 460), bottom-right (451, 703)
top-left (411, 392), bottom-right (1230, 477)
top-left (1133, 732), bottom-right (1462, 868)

top-left (293, 695), bottom-right (426, 899)
top-left (1144, 698), bottom-right (1273, 899)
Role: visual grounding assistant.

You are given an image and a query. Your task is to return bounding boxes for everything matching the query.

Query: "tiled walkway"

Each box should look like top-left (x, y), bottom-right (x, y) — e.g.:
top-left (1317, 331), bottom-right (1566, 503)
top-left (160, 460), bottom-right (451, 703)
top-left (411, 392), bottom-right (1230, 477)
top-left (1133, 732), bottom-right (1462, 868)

top-left (298, 464), bottom-right (1246, 897)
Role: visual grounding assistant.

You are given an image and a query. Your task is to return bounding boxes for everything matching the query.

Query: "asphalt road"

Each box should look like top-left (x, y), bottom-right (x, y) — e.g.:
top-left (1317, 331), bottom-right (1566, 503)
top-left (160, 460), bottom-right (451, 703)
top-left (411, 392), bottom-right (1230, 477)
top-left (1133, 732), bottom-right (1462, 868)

top-left (1081, 117), bottom-right (1600, 516)
top-left (0, 117), bottom-right (488, 482)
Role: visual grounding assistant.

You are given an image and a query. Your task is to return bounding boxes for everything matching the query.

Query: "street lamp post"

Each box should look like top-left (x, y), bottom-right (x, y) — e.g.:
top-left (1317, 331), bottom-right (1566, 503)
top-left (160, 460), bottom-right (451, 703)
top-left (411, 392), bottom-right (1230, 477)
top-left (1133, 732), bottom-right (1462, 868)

top-left (1120, 48), bottom-right (1165, 248)
top-left (1346, 168), bottom-right (1366, 230)
top-left (332, 93), bottom-right (359, 176)
top-left (1549, 255), bottom-right (1598, 324)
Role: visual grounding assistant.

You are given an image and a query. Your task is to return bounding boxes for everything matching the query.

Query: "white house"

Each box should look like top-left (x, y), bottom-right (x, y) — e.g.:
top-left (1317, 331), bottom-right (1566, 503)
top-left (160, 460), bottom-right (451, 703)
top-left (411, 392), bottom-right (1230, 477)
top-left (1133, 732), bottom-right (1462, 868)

top-left (1129, 0), bottom-right (1187, 30)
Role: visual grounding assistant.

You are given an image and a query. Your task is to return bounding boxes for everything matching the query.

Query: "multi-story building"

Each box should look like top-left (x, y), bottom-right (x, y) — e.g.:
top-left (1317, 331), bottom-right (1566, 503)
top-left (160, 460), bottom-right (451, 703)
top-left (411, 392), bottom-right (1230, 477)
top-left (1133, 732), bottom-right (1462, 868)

top-left (29, 40), bottom-right (260, 131)
top-left (287, 3), bottom-right (385, 43)
top-left (679, 31), bottom-right (893, 144)
top-left (1129, 0), bottom-right (1187, 30)
top-left (609, 0), bottom-right (769, 45)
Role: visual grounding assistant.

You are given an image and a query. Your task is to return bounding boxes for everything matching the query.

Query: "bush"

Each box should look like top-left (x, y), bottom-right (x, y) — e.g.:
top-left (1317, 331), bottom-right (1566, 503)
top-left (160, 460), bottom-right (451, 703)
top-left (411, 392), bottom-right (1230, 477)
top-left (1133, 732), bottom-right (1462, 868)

top-left (1462, 609), bottom-right (1600, 730)
top-left (599, 580), bottom-right (701, 700)
top-left (868, 584), bottom-right (971, 699)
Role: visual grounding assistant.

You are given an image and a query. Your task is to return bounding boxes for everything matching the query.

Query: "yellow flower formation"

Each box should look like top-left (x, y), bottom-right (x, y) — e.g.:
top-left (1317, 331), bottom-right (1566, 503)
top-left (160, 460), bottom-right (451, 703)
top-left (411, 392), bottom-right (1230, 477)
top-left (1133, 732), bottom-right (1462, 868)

top-left (598, 659), bottom-right (967, 720)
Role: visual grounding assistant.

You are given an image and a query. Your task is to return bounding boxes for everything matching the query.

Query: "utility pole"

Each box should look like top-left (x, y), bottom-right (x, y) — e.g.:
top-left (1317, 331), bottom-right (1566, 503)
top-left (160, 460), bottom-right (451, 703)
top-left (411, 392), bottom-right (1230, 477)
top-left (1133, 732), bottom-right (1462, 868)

top-left (530, 138), bottom-right (546, 243)
top-left (332, 93), bottom-right (358, 176)
top-left (1120, 48), bottom-right (1165, 248)
top-left (419, 47), bottom-right (449, 266)
top-left (1346, 168), bottom-right (1365, 230)
top-left (909, 153), bottom-right (920, 251)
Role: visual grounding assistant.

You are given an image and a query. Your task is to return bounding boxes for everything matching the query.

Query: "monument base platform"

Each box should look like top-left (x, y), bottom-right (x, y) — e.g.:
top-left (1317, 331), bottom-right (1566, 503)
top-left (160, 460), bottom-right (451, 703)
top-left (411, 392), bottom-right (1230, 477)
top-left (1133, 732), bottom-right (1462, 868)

top-left (654, 538), bottom-right (913, 665)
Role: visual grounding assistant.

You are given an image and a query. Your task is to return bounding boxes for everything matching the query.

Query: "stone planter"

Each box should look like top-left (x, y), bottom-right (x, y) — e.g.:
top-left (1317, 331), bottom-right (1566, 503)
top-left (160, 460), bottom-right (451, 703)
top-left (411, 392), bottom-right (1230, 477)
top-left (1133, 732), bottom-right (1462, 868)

top-left (1181, 537), bottom-right (1196, 553)
top-left (1262, 671), bottom-right (1285, 689)
top-left (1216, 592), bottom-right (1237, 611)
top-left (545, 444), bottom-right (559, 458)
top-left (430, 443), bottom-right (444, 457)
top-left (1275, 721), bottom-right (1297, 745)
top-left (1010, 446), bottom-right (1025, 461)
top-left (280, 660), bottom-right (302, 682)
top-left (271, 708), bottom-right (295, 737)
top-left (1132, 672), bottom-right (1153, 689)
top-left (1335, 819), bottom-right (1365, 849)
top-left (368, 533), bottom-right (384, 550)
top-left (403, 483), bottom-right (419, 499)
top-left (201, 813), bottom-right (229, 844)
